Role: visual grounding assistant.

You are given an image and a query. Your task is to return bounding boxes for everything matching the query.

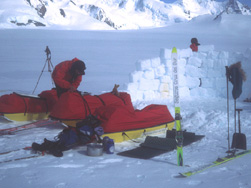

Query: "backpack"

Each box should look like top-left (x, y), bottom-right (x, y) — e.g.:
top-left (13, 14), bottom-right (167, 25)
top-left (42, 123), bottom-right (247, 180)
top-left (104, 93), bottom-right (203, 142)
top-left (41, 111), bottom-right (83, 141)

top-left (57, 115), bottom-right (103, 148)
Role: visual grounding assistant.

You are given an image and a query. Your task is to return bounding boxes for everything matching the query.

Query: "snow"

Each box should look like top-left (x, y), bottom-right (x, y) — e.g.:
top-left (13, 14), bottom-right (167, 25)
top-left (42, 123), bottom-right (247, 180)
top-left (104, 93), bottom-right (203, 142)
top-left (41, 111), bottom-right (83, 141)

top-left (0, 12), bottom-right (251, 188)
top-left (1, 0), bottom-right (250, 30)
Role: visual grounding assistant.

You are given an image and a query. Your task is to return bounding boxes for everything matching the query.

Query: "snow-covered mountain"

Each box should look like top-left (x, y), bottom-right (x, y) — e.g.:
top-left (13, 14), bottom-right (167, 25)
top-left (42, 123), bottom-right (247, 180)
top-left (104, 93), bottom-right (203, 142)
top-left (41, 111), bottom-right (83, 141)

top-left (0, 0), bottom-right (250, 30)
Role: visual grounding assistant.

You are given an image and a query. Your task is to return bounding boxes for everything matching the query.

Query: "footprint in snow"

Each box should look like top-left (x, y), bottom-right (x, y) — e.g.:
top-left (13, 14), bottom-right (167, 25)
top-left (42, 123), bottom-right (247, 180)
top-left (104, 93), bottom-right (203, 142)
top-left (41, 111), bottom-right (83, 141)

top-left (55, 182), bottom-right (68, 188)
top-left (137, 174), bottom-right (146, 183)
top-left (187, 180), bottom-right (202, 186)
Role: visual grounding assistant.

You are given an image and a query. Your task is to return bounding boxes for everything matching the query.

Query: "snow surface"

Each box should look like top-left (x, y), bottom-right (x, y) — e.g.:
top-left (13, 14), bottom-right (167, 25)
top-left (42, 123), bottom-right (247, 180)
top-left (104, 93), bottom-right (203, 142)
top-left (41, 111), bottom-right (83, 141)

top-left (0, 13), bottom-right (251, 188)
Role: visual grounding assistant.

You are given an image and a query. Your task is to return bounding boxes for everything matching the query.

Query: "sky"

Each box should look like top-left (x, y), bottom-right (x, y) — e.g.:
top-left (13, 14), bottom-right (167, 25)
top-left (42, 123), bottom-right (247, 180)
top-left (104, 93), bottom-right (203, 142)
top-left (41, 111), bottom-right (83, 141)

top-left (160, 0), bottom-right (251, 6)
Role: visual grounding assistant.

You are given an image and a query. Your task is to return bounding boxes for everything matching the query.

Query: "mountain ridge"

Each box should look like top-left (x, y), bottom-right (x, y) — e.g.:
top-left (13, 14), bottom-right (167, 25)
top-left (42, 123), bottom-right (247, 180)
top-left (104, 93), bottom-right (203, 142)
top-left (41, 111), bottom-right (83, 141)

top-left (0, 0), bottom-right (250, 30)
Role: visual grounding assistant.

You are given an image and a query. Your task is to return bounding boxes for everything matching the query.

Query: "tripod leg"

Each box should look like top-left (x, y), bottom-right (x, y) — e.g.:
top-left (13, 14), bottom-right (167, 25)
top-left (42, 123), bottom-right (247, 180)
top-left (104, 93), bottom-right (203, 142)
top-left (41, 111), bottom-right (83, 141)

top-left (234, 99), bottom-right (236, 133)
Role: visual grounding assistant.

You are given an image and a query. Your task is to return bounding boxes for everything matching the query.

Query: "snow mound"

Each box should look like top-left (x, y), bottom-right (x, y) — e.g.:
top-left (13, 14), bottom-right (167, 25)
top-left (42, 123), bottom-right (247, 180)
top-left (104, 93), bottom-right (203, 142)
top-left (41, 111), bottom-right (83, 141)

top-left (126, 45), bottom-right (251, 101)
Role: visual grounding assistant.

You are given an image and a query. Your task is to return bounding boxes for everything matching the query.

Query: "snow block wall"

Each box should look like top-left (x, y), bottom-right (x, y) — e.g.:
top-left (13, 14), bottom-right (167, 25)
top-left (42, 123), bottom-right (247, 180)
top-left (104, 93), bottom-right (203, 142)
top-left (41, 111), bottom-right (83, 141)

top-left (126, 45), bottom-right (251, 102)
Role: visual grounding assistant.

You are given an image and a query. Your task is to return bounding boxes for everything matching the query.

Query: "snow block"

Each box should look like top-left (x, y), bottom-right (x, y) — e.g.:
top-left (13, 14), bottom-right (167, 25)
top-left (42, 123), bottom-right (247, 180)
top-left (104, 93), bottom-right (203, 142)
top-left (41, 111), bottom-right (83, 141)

top-left (143, 69), bottom-right (155, 80)
top-left (185, 65), bottom-right (202, 77)
top-left (201, 59), bottom-right (214, 68)
top-left (207, 51), bottom-right (219, 59)
top-left (190, 87), bottom-right (216, 97)
top-left (159, 83), bottom-right (169, 92)
top-left (178, 58), bottom-right (186, 75)
top-left (215, 77), bottom-right (226, 89)
top-left (154, 65), bottom-right (166, 78)
top-left (129, 90), bottom-right (144, 102)
top-left (127, 82), bottom-right (139, 91)
top-left (218, 51), bottom-right (229, 59)
top-left (207, 68), bottom-right (221, 77)
top-left (180, 87), bottom-right (190, 97)
top-left (244, 48), bottom-right (251, 59)
top-left (188, 56), bottom-right (202, 67)
top-left (179, 75), bottom-right (187, 87)
top-left (151, 57), bottom-right (161, 68)
top-left (201, 78), bottom-right (216, 88)
top-left (199, 45), bottom-right (214, 52)
top-left (178, 48), bottom-right (193, 58)
top-left (185, 76), bottom-right (200, 89)
top-left (160, 91), bottom-right (170, 98)
top-left (160, 75), bottom-right (171, 83)
top-left (136, 59), bottom-right (152, 71)
top-left (143, 90), bottom-right (157, 101)
top-left (129, 71), bottom-right (143, 82)
top-left (197, 52), bottom-right (208, 60)
top-left (214, 59), bottom-right (228, 68)
top-left (160, 48), bottom-right (172, 59)
top-left (138, 78), bottom-right (160, 91)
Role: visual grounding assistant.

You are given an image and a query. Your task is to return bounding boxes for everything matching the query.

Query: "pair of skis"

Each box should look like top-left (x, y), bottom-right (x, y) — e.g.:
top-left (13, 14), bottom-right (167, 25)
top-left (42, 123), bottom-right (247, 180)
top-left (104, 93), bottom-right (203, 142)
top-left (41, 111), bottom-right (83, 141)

top-left (171, 47), bottom-right (251, 177)
top-left (177, 149), bottom-right (251, 178)
top-left (171, 47), bottom-right (183, 166)
top-left (0, 119), bottom-right (61, 135)
top-left (0, 146), bottom-right (45, 164)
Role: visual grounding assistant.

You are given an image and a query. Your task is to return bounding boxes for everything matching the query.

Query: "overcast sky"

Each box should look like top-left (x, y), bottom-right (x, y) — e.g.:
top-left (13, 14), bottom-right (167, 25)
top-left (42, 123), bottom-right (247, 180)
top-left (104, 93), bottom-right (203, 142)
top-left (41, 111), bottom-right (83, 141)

top-left (160, 0), bottom-right (251, 7)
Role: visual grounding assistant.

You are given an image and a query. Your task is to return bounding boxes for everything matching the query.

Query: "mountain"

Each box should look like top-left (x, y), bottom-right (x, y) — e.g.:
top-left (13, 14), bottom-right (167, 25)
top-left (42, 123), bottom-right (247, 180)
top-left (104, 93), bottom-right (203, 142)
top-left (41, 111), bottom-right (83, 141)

top-left (0, 0), bottom-right (250, 30)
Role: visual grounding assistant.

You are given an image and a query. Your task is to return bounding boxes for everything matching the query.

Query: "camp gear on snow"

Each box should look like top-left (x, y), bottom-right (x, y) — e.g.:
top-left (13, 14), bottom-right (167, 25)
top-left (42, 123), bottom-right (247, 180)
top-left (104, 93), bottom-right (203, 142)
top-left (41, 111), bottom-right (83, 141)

top-left (87, 143), bottom-right (103, 156)
top-left (225, 66), bottom-right (231, 152)
top-left (227, 62), bottom-right (246, 100)
top-left (49, 91), bottom-right (134, 126)
top-left (33, 46), bottom-right (54, 94)
top-left (102, 136), bottom-right (115, 154)
top-left (226, 62), bottom-right (247, 151)
top-left (231, 109), bottom-right (246, 150)
top-left (96, 104), bottom-right (174, 142)
top-left (111, 84), bottom-right (120, 96)
top-left (32, 138), bottom-right (65, 157)
top-left (117, 130), bottom-right (204, 159)
top-left (0, 89), bottom-right (58, 121)
top-left (49, 91), bottom-right (174, 142)
top-left (32, 115), bottom-right (104, 157)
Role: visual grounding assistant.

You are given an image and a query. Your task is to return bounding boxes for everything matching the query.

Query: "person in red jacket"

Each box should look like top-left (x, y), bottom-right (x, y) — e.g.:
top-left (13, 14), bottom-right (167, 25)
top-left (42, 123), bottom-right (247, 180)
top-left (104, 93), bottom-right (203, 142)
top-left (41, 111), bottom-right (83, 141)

top-left (190, 38), bottom-right (200, 52)
top-left (52, 58), bottom-right (86, 97)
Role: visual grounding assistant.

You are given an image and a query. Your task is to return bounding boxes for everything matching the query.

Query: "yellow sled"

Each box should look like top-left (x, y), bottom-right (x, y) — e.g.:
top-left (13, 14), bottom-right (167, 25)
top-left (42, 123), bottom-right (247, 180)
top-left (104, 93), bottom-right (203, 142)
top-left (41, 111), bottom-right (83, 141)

top-left (61, 120), bottom-right (174, 143)
top-left (1, 113), bottom-right (49, 122)
top-left (102, 122), bottom-right (175, 143)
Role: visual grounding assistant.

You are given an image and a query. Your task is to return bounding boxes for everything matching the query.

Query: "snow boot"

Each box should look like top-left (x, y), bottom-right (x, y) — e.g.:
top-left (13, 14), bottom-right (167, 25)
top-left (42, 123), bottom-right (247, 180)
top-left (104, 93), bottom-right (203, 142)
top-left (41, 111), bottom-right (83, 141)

top-left (32, 139), bottom-right (64, 157)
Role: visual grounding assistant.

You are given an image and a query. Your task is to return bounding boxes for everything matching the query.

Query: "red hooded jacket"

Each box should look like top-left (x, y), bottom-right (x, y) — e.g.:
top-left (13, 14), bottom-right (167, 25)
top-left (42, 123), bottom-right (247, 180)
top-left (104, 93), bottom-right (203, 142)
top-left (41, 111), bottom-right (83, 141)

top-left (190, 43), bottom-right (198, 52)
top-left (52, 58), bottom-right (82, 89)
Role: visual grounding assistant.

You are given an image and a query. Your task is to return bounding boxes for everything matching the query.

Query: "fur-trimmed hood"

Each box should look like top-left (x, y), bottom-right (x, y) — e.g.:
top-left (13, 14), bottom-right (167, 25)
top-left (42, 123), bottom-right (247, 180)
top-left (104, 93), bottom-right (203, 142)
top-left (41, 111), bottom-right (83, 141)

top-left (228, 61), bottom-right (246, 82)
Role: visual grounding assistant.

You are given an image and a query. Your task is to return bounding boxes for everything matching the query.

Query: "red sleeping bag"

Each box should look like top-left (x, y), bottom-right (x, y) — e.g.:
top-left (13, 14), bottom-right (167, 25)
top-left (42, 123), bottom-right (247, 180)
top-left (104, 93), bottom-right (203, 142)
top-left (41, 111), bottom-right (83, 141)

top-left (95, 104), bottom-right (174, 133)
top-left (0, 89), bottom-right (58, 114)
top-left (49, 91), bottom-right (134, 120)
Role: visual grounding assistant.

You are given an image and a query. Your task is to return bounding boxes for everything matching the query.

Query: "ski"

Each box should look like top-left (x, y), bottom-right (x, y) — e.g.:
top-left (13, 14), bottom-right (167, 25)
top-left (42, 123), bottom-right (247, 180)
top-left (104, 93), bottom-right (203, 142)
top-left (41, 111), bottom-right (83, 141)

top-left (0, 146), bottom-right (32, 155)
top-left (177, 150), bottom-right (251, 178)
top-left (0, 152), bottom-right (44, 164)
top-left (0, 119), bottom-right (60, 135)
top-left (172, 47), bottom-right (183, 166)
top-left (0, 146), bottom-right (45, 164)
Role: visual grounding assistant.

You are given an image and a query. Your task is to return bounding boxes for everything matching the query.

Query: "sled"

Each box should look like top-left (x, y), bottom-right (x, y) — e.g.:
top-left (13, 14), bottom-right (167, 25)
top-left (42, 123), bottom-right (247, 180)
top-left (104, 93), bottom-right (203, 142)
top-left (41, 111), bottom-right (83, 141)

top-left (1, 112), bottom-right (49, 122)
top-left (0, 90), bottom-right (58, 122)
top-left (50, 91), bottom-right (175, 143)
top-left (102, 122), bottom-right (175, 143)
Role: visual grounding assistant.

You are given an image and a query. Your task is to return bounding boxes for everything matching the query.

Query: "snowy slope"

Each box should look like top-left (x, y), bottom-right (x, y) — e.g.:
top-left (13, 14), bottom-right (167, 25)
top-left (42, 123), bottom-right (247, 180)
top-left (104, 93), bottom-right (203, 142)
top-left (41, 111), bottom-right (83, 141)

top-left (0, 8), bottom-right (251, 188)
top-left (0, 0), bottom-right (250, 30)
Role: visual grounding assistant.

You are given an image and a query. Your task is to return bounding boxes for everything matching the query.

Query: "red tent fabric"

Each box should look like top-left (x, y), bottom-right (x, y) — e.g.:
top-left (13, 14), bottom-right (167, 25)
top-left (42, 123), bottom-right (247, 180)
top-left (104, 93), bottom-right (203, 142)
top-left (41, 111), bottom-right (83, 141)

top-left (95, 104), bottom-right (174, 133)
top-left (49, 91), bottom-right (134, 120)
